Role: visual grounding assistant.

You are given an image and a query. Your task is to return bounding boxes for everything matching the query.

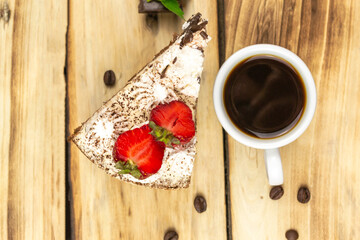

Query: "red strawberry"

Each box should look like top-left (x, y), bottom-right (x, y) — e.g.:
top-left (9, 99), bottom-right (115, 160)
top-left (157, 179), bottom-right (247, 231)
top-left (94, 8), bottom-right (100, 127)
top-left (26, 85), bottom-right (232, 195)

top-left (150, 101), bottom-right (195, 145)
top-left (113, 124), bottom-right (165, 179)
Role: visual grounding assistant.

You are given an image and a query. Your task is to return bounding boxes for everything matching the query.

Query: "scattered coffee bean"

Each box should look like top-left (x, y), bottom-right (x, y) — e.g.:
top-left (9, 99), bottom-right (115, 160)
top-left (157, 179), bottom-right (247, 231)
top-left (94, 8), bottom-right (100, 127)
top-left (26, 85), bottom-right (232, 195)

top-left (285, 229), bottom-right (299, 240)
top-left (194, 195), bottom-right (207, 213)
top-left (164, 230), bottom-right (178, 240)
top-left (297, 186), bottom-right (311, 203)
top-left (103, 70), bottom-right (116, 86)
top-left (269, 186), bottom-right (284, 200)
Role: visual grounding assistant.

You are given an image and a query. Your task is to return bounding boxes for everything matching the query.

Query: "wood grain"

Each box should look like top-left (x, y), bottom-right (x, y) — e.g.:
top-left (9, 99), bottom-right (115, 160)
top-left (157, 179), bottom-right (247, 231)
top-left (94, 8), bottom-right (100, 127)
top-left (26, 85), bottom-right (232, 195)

top-left (67, 1), bottom-right (226, 239)
top-left (225, 0), bottom-right (360, 239)
top-left (0, 0), bottom-right (67, 239)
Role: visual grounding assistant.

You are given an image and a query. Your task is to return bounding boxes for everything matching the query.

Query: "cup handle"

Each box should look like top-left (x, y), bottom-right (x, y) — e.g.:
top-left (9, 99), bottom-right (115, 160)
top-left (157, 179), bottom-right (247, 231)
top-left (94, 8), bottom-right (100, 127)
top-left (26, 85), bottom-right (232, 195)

top-left (264, 148), bottom-right (284, 185)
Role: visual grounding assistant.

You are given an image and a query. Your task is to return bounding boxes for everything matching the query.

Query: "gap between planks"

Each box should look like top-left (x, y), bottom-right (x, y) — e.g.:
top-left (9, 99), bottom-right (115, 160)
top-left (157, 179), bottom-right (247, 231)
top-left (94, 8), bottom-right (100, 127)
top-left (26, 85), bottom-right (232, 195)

top-left (65, 0), bottom-right (73, 239)
top-left (216, 0), bottom-right (233, 239)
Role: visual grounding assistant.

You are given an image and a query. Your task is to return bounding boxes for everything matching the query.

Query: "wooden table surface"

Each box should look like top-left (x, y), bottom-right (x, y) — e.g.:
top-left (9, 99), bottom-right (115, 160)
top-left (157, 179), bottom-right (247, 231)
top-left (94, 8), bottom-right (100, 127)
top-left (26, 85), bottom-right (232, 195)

top-left (1, 0), bottom-right (359, 239)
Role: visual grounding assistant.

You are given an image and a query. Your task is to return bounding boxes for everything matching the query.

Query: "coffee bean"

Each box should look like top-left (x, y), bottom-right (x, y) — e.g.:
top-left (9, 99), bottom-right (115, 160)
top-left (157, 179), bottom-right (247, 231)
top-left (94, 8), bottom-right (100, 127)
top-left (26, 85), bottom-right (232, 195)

top-left (285, 229), bottom-right (299, 240)
top-left (103, 70), bottom-right (116, 86)
top-left (297, 186), bottom-right (311, 203)
top-left (194, 195), bottom-right (207, 213)
top-left (269, 186), bottom-right (284, 200)
top-left (164, 230), bottom-right (178, 240)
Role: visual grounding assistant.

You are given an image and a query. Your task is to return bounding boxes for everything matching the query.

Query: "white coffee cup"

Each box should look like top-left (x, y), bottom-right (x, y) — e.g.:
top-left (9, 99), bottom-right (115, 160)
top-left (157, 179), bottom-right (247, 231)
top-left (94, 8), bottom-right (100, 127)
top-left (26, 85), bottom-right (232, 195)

top-left (213, 44), bottom-right (316, 185)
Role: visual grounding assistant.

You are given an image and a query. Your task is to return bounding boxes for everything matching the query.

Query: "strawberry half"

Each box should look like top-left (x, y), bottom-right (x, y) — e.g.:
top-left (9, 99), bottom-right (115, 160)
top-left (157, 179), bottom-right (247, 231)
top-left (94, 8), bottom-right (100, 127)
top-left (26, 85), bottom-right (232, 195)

top-left (113, 124), bottom-right (165, 179)
top-left (150, 101), bottom-right (195, 145)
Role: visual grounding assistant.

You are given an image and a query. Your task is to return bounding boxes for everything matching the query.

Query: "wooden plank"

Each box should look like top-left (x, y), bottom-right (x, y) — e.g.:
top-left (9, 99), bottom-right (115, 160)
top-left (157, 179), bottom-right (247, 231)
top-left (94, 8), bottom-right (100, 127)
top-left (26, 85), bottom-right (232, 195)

top-left (67, 1), bottom-right (226, 239)
top-left (225, 0), bottom-right (360, 239)
top-left (0, 0), bottom-right (67, 239)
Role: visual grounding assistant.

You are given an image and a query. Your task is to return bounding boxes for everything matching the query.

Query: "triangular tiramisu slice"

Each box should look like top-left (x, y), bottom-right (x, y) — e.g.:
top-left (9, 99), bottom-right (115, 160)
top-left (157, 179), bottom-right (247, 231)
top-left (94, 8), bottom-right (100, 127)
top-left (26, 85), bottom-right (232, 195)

top-left (71, 13), bottom-right (210, 189)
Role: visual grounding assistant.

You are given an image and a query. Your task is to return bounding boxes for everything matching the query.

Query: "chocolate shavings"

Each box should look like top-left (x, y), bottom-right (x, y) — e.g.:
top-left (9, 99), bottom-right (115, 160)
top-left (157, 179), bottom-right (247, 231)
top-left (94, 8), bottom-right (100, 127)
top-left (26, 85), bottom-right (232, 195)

top-left (200, 31), bottom-right (208, 39)
top-left (160, 65), bottom-right (169, 78)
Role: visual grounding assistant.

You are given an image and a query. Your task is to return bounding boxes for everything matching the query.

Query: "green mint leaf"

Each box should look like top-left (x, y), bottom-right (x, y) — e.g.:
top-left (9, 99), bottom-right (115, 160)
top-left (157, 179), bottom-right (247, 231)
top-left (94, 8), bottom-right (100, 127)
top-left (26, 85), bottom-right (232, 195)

top-left (172, 137), bottom-right (181, 145)
top-left (149, 121), bottom-right (157, 130)
top-left (124, 161), bottom-right (131, 169)
top-left (147, 0), bottom-right (152, 2)
top-left (119, 169), bottom-right (131, 174)
top-left (115, 161), bottom-right (124, 170)
top-left (123, 160), bottom-right (137, 170)
top-left (160, 0), bottom-right (184, 19)
top-left (130, 169), bottom-right (143, 179)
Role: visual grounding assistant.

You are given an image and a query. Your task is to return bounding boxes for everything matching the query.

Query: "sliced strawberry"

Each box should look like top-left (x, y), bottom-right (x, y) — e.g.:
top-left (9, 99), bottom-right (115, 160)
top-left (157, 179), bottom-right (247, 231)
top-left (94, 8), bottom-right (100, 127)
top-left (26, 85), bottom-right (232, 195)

top-left (113, 124), bottom-right (165, 179)
top-left (150, 101), bottom-right (195, 145)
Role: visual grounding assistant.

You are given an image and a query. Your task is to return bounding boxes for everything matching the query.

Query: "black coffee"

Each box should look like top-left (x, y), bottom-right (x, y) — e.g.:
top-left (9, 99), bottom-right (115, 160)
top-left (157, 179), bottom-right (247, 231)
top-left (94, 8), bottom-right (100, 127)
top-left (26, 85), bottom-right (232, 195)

top-left (223, 55), bottom-right (305, 139)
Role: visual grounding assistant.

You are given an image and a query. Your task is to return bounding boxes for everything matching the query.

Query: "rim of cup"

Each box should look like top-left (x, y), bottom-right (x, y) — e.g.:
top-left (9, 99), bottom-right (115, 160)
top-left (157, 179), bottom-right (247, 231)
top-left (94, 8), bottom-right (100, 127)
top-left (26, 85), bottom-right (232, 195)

top-left (213, 44), bottom-right (317, 149)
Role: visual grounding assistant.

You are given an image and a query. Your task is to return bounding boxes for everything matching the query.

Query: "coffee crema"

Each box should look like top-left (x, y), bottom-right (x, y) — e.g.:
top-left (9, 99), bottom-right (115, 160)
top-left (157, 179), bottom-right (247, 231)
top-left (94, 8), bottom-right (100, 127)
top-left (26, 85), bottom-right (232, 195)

top-left (223, 55), bottom-right (305, 139)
